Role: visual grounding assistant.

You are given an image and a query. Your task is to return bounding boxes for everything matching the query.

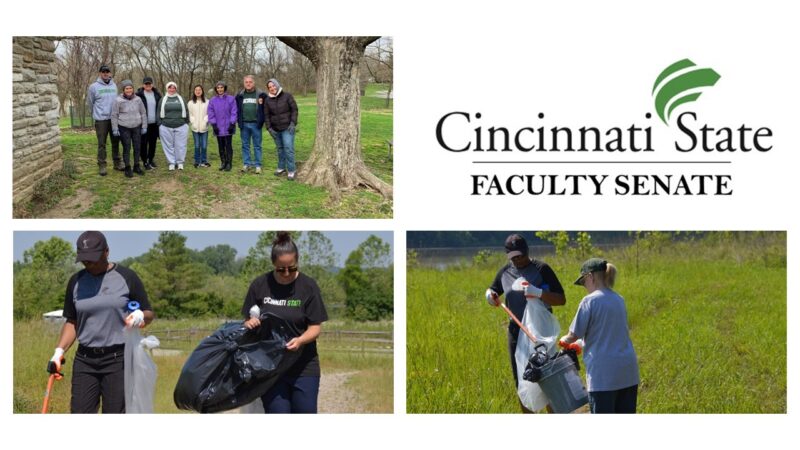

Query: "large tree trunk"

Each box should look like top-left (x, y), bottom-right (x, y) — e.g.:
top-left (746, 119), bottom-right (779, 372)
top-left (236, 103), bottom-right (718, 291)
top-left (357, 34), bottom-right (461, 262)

top-left (279, 37), bottom-right (392, 200)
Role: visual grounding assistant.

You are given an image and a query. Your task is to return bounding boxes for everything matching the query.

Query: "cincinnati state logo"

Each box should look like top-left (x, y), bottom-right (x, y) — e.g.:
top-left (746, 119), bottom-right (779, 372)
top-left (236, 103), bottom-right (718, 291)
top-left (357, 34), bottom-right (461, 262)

top-left (652, 58), bottom-right (721, 125)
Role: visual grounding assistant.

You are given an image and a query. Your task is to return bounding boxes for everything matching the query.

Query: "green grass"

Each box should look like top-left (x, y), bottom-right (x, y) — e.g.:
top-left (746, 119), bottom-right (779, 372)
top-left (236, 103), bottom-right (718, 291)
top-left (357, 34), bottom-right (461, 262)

top-left (15, 317), bottom-right (393, 414)
top-left (407, 233), bottom-right (787, 413)
top-left (18, 84), bottom-right (393, 218)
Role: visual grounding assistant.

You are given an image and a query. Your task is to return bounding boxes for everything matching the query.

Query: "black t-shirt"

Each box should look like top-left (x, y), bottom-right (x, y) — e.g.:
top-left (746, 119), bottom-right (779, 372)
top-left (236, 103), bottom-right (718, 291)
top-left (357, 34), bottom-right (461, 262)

top-left (489, 258), bottom-right (564, 342)
top-left (241, 271), bottom-right (328, 377)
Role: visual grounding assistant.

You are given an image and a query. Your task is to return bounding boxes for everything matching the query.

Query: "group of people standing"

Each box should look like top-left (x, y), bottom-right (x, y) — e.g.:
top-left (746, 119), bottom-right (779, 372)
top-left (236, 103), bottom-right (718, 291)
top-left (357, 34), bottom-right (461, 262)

top-left (89, 65), bottom-right (299, 179)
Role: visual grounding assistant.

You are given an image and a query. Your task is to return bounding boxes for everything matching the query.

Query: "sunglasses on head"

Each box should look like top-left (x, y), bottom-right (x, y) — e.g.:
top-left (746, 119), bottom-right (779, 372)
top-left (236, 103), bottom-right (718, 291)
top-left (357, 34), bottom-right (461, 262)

top-left (275, 265), bottom-right (298, 273)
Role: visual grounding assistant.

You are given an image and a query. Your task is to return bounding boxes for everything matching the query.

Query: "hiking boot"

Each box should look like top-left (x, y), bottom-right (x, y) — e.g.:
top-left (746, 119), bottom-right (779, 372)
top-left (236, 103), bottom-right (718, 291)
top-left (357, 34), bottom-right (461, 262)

top-left (124, 166), bottom-right (133, 178)
top-left (287, 171), bottom-right (296, 181)
top-left (255, 167), bottom-right (262, 174)
top-left (144, 162), bottom-right (152, 170)
top-left (133, 164), bottom-right (145, 175)
top-left (194, 163), bottom-right (199, 168)
top-left (99, 165), bottom-right (107, 176)
top-left (224, 162), bottom-right (232, 172)
top-left (274, 168), bottom-right (286, 176)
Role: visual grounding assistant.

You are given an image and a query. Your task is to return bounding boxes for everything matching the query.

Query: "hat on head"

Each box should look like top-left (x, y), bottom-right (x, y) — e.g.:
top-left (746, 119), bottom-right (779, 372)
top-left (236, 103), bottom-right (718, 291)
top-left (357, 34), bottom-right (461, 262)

top-left (99, 64), bottom-right (111, 72)
top-left (215, 81), bottom-right (227, 91)
top-left (120, 79), bottom-right (133, 90)
top-left (166, 81), bottom-right (177, 90)
top-left (504, 234), bottom-right (529, 259)
top-left (142, 76), bottom-right (154, 84)
top-left (574, 258), bottom-right (607, 285)
top-left (75, 231), bottom-right (108, 263)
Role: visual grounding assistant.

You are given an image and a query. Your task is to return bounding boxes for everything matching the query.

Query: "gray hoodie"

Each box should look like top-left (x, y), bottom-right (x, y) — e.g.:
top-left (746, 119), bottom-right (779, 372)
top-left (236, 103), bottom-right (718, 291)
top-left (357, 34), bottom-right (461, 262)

top-left (111, 93), bottom-right (147, 132)
top-left (88, 77), bottom-right (118, 121)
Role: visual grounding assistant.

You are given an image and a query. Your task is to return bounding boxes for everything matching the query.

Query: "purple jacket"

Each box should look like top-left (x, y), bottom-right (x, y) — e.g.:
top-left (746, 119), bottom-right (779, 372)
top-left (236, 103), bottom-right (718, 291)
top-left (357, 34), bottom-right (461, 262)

top-left (208, 93), bottom-right (238, 136)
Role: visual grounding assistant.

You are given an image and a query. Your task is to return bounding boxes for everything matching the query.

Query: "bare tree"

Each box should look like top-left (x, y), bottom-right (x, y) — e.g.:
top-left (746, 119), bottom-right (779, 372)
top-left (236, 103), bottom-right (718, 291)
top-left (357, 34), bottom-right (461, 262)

top-left (364, 37), bottom-right (393, 107)
top-left (278, 36), bottom-right (392, 200)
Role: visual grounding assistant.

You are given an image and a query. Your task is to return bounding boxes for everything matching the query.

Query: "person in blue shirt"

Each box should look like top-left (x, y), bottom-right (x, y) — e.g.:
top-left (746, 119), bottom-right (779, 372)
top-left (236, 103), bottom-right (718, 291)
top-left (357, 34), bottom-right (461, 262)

top-left (560, 258), bottom-right (640, 414)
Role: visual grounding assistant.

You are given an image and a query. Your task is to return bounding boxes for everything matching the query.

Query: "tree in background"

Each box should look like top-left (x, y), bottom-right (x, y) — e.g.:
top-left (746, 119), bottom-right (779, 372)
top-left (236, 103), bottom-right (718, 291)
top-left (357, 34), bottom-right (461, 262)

top-left (339, 235), bottom-right (393, 321)
top-left (131, 231), bottom-right (219, 318)
top-left (297, 231), bottom-right (345, 316)
top-left (199, 244), bottom-right (239, 276)
top-left (279, 37), bottom-right (392, 200)
top-left (13, 237), bottom-right (76, 319)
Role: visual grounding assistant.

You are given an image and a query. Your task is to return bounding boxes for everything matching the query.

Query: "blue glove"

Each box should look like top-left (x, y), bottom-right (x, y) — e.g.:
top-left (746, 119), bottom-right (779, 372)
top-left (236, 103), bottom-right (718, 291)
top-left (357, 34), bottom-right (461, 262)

top-left (112, 129), bottom-right (120, 137)
top-left (141, 128), bottom-right (147, 135)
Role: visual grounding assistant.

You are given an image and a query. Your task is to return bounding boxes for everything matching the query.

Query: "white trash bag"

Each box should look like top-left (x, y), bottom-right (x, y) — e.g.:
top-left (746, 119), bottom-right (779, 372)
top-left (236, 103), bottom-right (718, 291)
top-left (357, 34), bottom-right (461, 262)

top-left (124, 328), bottom-right (160, 413)
top-left (514, 297), bottom-right (560, 412)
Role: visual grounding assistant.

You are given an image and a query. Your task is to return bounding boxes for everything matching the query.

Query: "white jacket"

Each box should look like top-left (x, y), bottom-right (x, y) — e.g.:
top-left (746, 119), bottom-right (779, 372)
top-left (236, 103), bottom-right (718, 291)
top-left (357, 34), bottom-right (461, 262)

top-left (188, 99), bottom-right (209, 133)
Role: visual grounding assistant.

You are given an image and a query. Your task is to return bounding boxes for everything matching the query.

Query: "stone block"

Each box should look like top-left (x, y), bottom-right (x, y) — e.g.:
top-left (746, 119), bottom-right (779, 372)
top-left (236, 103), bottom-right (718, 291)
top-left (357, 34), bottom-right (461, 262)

top-left (23, 105), bottom-right (39, 117)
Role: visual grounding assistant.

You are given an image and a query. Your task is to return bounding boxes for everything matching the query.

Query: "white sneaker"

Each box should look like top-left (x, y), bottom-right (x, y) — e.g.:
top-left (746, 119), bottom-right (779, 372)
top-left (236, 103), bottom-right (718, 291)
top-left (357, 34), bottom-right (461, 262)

top-left (255, 167), bottom-right (262, 174)
top-left (178, 164), bottom-right (184, 170)
top-left (168, 164), bottom-right (175, 171)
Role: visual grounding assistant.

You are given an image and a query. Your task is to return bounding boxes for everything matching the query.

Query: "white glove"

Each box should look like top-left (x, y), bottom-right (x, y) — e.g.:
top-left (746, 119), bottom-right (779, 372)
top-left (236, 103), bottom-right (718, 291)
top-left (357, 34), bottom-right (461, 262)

top-left (48, 348), bottom-right (65, 374)
top-left (249, 305), bottom-right (261, 319)
top-left (511, 277), bottom-right (543, 298)
top-left (485, 288), bottom-right (499, 307)
top-left (126, 309), bottom-right (145, 328)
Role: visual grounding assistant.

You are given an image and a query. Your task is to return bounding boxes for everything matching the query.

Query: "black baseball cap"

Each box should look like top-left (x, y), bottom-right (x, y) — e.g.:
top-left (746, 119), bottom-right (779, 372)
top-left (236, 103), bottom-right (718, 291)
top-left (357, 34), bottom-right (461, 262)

top-left (574, 258), bottom-right (607, 285)
top-left (99, 64), bottom-right (111, 73)
top-left (142, 76), bottom-right (154, 84)
top-left (75, 231), bottom-right (109, 263)
top-left (504, 234), bottom-right (529, 259)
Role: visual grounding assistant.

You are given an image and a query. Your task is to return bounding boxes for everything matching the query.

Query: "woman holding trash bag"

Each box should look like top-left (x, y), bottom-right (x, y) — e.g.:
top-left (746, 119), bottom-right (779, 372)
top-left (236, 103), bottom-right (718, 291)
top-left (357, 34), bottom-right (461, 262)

top-left (559, 258), bottom-right (639, 414)
top-left (485, 233), bottom-right (567, 412)
top-left (46, 231), bottom-right (154, 413)
top-left (242, 232), bottom-right (329, 413)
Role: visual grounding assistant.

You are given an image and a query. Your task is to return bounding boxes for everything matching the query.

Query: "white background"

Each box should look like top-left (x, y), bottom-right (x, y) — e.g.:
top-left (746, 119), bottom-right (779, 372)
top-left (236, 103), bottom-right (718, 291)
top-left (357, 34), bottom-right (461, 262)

top-left (2, 1), bottom-right (797, 449)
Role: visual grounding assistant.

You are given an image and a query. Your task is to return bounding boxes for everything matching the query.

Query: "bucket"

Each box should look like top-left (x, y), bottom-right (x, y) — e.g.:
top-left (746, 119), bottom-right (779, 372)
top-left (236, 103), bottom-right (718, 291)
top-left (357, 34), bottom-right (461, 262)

top-left (524, 350), bottom-right (588, 413)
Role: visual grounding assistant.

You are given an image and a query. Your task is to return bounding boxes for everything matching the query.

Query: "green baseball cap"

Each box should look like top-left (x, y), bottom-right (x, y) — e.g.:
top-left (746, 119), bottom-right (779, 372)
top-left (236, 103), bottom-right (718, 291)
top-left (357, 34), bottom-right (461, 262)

top-left (574, 258), bottom-right (607, 285)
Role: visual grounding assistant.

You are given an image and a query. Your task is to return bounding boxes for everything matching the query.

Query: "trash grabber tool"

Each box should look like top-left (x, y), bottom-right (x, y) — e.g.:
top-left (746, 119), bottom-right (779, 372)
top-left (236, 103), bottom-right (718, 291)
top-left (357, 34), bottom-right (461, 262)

top-left (498, 302), bottom-right (538, 344)
top-left (41, 372), bottom-right (62, 414)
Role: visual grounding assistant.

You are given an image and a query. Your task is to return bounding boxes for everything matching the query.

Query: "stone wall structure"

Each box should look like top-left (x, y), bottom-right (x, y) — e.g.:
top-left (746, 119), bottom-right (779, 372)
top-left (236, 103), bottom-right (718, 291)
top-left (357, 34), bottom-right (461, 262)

top-left (12, 37), bottom-right (62, 203)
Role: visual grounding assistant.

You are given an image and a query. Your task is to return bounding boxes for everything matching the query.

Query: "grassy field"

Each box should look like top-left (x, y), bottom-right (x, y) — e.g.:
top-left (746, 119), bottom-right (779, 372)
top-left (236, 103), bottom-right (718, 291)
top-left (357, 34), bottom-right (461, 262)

top-left (407, 233), bottom-right (786, 413)
top-left (14, 317), bottom-right (393, 414)
top-left (14, 83), bottom-right (393, 219)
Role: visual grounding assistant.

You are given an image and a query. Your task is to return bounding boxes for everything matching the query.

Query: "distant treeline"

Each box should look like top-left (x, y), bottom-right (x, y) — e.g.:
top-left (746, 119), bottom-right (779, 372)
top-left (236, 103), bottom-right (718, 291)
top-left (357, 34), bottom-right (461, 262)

top-left (407, 231), bottom-right (636, 249)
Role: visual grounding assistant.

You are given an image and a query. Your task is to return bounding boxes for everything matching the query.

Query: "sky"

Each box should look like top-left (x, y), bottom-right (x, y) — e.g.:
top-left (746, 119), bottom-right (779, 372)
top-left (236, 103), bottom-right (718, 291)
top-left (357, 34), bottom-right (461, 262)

top-left (13, 231), bottom-right (394, 267)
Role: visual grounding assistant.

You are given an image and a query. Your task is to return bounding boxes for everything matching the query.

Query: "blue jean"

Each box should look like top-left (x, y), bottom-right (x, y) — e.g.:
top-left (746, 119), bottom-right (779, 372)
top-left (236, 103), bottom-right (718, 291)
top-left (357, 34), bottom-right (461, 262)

top-left (270, 128), bottom-right (296, 172)
top-left (589, 384), bottom-right (638, 414)
top-left (192, 131), bottom-right (208, 164)
top-left (240, 122), bottom-right (262, 168)
top-left (260, 375), bottom-right (320, 414)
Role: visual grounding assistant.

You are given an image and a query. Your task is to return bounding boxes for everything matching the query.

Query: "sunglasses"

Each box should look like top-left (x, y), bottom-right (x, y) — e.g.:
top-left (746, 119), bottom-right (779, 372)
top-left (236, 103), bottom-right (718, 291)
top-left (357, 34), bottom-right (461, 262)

top-left (275, 265), bottom-right (298, 273)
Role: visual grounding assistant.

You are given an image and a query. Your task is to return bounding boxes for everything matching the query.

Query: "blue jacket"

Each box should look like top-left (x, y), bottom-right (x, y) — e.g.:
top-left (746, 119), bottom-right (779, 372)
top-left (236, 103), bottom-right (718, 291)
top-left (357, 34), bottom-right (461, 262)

top-left (235, 89), bottom-right (267, 129)
top-left (87, 77), bottom-right (118, 121)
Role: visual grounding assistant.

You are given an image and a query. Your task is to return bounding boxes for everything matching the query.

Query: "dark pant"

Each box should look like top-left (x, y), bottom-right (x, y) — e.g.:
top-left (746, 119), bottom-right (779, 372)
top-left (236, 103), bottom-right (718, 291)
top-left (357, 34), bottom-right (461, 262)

top-left (589, 384), bottom-right (638, 414)
top-left (141, 122), bottom-right (159, 164)
top-left (260, 376), bottom-right (320, 414)
top-left (216, 135), bottom-right (233, 165)
top-left (95, 119), bottom-right (121, 167)
top-left (70, 351), bottom-right (125, 414)
top-left (119, 126), bottom-right (142, 167)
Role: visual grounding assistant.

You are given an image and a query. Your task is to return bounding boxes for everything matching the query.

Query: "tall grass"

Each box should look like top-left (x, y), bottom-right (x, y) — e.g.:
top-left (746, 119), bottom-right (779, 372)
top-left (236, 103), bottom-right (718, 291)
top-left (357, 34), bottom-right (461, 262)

top-left (407, 232), bottom-right (786, 413)
top-left (15, 317), bottom-right (393, 414)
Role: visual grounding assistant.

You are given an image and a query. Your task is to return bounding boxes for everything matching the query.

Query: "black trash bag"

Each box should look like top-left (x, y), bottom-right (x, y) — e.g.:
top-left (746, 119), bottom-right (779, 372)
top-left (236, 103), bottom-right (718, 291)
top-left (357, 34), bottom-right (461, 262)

top-left (522, 343), bottom-right (551, 383)
top-left (173, 313), bottom-right (300, 413)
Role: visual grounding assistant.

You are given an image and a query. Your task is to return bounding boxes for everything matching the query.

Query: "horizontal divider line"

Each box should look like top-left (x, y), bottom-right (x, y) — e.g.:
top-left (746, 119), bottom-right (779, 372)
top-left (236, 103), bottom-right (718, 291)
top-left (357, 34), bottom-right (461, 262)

top-left (472, 161), bottom-right (732, 164)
